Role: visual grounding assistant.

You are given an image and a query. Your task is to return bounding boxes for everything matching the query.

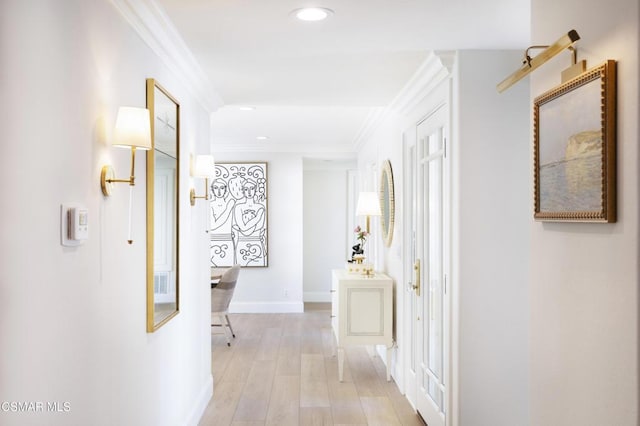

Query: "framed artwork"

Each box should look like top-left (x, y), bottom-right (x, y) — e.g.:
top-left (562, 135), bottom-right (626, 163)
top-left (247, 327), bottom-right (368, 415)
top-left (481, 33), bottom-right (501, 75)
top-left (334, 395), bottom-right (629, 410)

top-left (533, 60), bottom-right (616, 222)
top-left (209, 162), bottom-right (268, 267)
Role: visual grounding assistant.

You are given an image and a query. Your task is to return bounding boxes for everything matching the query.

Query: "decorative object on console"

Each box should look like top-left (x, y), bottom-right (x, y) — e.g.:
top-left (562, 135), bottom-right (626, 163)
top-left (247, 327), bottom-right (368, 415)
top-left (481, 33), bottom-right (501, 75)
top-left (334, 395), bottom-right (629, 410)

top-left (209, 162), bottom-right (268, 267)
top-left (351, 243), bottom-right (364, 261)
top-left (353, 225), bottom-right (368, 254)
top-left (354, 192), bottom-right (380, 275)
top-left (190, 154), bottom-right (216, 206)
top-left (350, 225), bottom-right (374, 276)
top-left (534, 60), bottom-right (616, 222)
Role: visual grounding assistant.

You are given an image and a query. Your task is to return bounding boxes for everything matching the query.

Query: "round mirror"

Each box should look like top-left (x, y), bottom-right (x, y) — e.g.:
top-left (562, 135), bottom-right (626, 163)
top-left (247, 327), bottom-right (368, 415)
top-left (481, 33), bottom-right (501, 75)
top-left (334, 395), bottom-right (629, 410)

top-left (379, 160), bottom-right (395, 247)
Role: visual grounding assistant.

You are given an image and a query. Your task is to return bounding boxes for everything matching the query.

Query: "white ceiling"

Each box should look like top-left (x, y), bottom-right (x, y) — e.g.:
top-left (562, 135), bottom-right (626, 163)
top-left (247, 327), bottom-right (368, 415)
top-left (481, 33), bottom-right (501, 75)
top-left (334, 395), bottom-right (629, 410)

top-left (155, 0), bottom-right (530, 154)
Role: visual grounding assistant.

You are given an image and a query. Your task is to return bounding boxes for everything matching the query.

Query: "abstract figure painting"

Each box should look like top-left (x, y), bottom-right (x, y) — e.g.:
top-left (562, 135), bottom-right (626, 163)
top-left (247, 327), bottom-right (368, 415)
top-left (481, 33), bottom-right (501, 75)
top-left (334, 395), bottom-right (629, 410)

top-left (534, 60), bottom-right (616, 222)
top-left (209, 162), bottom-right (268, 267)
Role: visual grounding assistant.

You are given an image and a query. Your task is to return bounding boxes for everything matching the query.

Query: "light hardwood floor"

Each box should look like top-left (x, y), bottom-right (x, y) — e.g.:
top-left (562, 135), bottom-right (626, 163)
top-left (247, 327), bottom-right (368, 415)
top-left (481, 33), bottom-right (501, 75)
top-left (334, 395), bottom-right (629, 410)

top-left (199, 303), bottom-right (424, 426)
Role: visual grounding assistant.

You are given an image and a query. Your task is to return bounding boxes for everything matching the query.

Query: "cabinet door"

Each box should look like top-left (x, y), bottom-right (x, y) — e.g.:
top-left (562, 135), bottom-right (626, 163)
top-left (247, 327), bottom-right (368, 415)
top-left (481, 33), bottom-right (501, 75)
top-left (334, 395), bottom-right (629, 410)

top-left (345, 287), bottom-right (385, 337)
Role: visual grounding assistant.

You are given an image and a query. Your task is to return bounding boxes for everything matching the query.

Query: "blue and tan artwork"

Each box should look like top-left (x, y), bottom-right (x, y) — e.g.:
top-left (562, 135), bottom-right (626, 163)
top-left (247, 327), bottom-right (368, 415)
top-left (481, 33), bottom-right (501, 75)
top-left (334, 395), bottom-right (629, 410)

top-left (210, 162), bottom-right (268, 267)
top-left (538, 78), bottom-right (602, 213)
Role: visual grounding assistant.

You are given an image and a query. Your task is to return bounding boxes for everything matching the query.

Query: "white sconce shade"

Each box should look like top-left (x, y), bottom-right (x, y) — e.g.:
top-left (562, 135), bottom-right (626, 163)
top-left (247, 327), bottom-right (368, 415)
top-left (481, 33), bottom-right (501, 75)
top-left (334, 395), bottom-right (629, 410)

top-left (113, 107), bottom-right (152, 150)
top-left (193, 154), bottom-right (216, 178)
top-left (356, 192), bottom-right (382, 217)
top-left (356, 191), bottom-right (381, 234)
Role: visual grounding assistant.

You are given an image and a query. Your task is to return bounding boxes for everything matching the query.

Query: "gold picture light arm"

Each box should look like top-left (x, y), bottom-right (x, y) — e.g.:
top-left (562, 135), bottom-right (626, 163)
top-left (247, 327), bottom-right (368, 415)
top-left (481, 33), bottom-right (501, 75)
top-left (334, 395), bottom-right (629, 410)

top-left (497, 29), bottom-right (580, 93)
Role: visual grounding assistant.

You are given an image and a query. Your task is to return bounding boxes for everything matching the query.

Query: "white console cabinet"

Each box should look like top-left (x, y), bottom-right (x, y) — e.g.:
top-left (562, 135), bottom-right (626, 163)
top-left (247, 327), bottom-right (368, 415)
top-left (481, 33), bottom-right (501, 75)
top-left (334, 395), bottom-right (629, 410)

top-left (331, 269), bottom-right (393, 381)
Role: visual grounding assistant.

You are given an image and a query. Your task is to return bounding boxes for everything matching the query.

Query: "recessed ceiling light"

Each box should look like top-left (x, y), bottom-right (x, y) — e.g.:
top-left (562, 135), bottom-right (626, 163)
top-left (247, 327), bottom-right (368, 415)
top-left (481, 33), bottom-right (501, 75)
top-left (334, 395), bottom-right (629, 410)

top-left (292, 7), bottom-right (334, 21)
top-left (256, 136), bottom-right (269, 140)
top-left (238, 106), bottom-right (255, 111)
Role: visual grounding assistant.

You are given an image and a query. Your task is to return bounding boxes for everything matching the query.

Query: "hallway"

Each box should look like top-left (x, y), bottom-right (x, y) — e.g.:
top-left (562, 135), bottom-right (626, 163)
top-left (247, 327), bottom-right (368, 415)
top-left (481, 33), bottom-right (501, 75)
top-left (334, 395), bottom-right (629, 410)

top-left (199, 304), bottom-right (423, 425)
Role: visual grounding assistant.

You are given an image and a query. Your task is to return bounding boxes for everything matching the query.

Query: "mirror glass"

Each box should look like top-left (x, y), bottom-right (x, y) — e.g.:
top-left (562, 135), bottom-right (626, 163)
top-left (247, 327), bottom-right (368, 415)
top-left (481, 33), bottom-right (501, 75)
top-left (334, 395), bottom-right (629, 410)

top-left (379, 160), bottom-right (395, 247)
top-left (146, 79), bottom-right (180, 332)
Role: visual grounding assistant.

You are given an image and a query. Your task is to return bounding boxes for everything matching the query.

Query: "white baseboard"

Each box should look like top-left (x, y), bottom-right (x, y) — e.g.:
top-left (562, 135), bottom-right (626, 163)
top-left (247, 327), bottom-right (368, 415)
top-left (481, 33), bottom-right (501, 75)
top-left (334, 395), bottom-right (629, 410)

top-left (229, 301), bottom-right (304, 313)
top-left (184, 374), bottom-right (213, 426)
top-left (304, 291), bottom-right (331, 303)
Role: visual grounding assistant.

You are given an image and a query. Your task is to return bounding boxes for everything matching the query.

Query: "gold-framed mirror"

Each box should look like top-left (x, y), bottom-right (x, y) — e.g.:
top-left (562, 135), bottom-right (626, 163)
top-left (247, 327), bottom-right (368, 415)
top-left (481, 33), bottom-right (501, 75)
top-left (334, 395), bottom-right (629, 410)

top-left (146, 79), bottom-right (180, 332)
top-left (379, 159), bottom-right (395, 247)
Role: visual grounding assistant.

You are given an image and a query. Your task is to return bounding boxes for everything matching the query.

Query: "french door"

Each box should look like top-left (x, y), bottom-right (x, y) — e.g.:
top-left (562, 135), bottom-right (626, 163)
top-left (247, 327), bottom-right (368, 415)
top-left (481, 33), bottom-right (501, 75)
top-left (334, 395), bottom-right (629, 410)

top-left (405, 103), bottom-right (450, 426)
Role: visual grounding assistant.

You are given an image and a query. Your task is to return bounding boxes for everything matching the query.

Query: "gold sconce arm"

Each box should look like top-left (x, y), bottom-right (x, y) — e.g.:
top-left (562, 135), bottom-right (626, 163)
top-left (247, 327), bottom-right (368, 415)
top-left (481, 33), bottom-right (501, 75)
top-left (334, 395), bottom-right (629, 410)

top-left (101, 147), bottom-right (138, 196)
top-left (190, 177), bottom-right (210, 206)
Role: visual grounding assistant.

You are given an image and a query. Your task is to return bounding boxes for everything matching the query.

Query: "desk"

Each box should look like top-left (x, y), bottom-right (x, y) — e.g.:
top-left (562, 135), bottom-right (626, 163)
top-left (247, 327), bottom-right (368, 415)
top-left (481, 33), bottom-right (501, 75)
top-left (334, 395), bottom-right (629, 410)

top-left (331, 269), bottom-right (393, 382)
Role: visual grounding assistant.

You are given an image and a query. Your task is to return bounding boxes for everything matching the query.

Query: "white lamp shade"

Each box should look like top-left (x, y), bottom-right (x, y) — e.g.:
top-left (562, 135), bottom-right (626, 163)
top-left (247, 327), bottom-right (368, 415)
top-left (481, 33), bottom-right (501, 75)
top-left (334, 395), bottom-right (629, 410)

top-left (113, 107), bottom-right (152, 150)
top-left (356, 191), bottom-right (382, 216)
top-left (193, 154), bottom-right (216, 178)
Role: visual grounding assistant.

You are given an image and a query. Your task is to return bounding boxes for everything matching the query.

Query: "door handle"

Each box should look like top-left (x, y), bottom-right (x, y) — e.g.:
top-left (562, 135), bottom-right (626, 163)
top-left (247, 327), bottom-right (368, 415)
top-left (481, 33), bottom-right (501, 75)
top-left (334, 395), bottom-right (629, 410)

top-left (412, 259), bottom-right (421, 296)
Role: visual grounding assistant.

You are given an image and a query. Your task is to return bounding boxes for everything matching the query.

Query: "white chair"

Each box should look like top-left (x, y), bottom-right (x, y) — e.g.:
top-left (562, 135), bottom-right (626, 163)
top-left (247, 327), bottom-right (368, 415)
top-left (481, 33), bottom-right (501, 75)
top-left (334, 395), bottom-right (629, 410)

top-left (211, 265), bottom-right (240, 346)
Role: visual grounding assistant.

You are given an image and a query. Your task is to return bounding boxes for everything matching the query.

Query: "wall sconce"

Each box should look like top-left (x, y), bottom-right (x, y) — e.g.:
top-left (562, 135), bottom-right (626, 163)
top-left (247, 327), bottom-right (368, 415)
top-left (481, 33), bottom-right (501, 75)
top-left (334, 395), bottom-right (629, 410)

top-left (356, 191), bottom-right (382, 234)
top-left (100, 106), bottom-right (152, 196)
top-left (497, 29), bottom-right (581, 93)
top-left (190, 154), bottom-right (216, 206)
top-left (100, 106), bottom-right (152, 244)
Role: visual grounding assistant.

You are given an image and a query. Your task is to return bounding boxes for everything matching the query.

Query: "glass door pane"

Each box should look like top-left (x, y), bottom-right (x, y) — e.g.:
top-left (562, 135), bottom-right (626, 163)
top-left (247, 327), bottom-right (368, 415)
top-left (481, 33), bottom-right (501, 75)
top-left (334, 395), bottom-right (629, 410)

top-left (422, 128), bottom-right (446, 413)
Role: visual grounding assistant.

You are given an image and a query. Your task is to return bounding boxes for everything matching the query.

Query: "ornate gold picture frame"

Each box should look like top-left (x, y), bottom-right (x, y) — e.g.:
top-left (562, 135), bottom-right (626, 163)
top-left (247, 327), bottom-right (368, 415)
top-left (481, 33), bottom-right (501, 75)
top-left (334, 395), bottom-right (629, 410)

top-left (533, 60), bottom-right (616, 222)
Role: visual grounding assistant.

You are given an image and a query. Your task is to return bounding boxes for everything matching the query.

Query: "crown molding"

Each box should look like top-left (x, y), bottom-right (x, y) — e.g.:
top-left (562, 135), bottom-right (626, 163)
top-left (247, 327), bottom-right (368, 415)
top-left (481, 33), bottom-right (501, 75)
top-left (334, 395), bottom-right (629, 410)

top-left (352, 107), bottom-right (386, 152)
top-left (212, 142), bottom-right (357, 156)
top-left (351, 51), bottom-right (456, 152)
top-left (110, 0), bottom-right (223, 112)
top-left (388, 50), bottom-right (455, 116)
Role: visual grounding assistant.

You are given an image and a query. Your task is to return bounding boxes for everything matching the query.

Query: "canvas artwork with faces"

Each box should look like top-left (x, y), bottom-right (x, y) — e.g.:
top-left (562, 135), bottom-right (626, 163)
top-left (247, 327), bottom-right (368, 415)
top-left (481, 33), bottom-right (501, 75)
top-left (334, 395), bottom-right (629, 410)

top-left (209, 162), bottom-right (268, 267)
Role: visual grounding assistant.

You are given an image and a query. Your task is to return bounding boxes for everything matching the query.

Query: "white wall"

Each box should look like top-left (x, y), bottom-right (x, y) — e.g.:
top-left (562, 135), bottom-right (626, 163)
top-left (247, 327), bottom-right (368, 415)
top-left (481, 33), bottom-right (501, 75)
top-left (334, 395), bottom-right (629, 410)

top-left (454, 50), bottom-right (530, 426)
top-left (529, 1), bottom-right (639, 425)
top-left (356, 50), bottom-right (531, 425)
top-left (357, 113), bottom-right (405, 277)
top-left (0, 1), bottom-right (213, 424)
top-left (303, 161), bottom-right (355, 302)
top-left (212, 152), bottom-right (304, 313)
top-left (356, 110), bottom-right (406, 386)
